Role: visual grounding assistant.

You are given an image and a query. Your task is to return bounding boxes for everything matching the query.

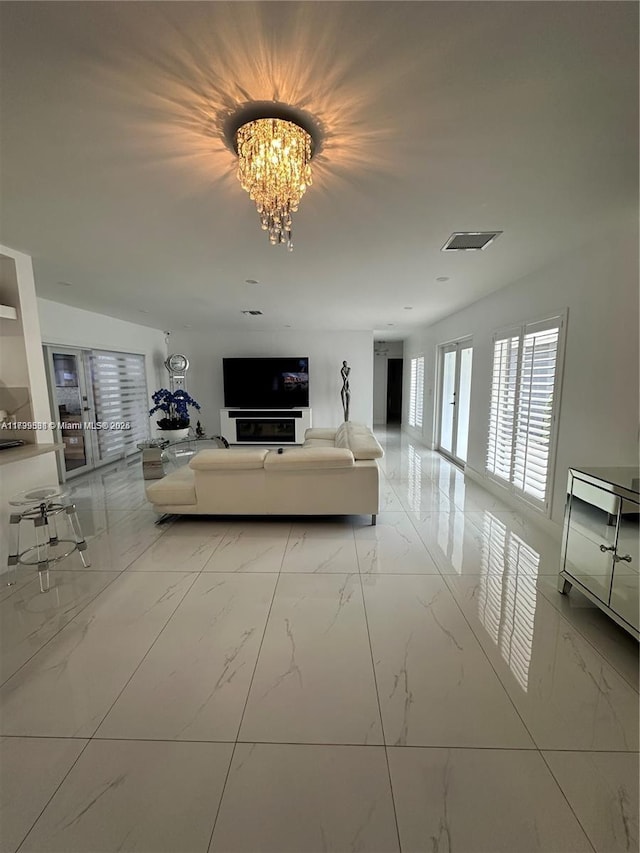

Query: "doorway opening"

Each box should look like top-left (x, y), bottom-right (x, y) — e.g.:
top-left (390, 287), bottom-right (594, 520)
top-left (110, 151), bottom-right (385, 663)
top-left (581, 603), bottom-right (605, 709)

top-left (386, 358), bottom-right (403, 424)
top-left (373, 340), bottom-right (404, 426)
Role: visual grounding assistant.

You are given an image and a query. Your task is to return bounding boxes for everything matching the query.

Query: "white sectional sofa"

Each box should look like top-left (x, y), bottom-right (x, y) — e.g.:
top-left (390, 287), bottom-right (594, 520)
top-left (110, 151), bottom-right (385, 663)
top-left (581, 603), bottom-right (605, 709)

top-left (144, 422), bottom-right (384, 523)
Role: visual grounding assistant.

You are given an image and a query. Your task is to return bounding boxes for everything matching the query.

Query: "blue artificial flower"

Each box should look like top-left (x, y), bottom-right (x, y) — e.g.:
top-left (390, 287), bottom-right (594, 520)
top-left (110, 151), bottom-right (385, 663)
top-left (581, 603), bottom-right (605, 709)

top-left (149, 389), bottom-right (201, 429)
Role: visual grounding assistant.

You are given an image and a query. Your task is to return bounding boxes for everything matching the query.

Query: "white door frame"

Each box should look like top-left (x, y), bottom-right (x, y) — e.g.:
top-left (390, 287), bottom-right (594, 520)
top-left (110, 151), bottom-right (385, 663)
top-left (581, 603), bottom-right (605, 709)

top-left (436, 337), bottom-right (473, 466)
top-left (44, 346), bottom-right (97, 480)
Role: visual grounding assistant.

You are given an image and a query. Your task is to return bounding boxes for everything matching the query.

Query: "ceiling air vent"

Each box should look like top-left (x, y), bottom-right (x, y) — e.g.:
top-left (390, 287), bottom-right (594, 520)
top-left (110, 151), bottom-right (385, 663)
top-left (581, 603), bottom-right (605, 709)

top-left (441, 231), bottom-right (502, 252)
top-left (241, 309), bottom-right (263, 316)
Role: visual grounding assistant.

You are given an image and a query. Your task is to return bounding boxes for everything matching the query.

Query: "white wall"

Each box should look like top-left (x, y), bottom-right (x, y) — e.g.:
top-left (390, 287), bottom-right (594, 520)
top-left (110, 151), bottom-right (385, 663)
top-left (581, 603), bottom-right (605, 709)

top-left (165, 328), bottom-right (374, 434)
top-left (0, 246), bottom-right (59, 572)
top-left (1, 247), bottom-right (56, 440)
top-left (373, 340), bottom-right (404, 424)
top-left (37, 303), bottom-right (374, 435)
top-left (404, 213), bottom-right (639, 533)
top-left (37, 298), bottom-right (167, 422)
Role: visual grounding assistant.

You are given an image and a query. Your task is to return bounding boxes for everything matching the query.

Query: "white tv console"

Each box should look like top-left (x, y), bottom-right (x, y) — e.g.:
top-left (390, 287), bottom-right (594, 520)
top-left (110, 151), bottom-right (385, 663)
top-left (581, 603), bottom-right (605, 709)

top-left (220, 408), bottom-right (312, 445)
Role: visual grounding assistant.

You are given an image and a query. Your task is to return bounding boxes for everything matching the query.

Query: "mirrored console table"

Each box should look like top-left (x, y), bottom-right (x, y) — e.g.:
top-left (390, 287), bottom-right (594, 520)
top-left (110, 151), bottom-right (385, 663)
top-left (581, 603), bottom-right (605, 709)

top-left (559, 466), bottom-right (639, 639)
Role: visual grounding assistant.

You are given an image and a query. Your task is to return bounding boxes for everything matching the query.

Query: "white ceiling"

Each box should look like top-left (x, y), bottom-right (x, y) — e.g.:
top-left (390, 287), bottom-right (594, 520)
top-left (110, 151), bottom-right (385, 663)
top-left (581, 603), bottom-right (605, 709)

top-left (1, 2), bottom-right (637, 340)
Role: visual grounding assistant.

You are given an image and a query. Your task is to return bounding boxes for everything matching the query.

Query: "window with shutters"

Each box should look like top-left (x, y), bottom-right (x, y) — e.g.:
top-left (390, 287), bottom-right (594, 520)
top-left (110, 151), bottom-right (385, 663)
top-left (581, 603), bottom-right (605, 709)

top-left (90, 350), bottom-right (149, 462)
top-left (408, 356), bottom-right (424, 429)
top-left (486, 315), bottom-right (565, 511)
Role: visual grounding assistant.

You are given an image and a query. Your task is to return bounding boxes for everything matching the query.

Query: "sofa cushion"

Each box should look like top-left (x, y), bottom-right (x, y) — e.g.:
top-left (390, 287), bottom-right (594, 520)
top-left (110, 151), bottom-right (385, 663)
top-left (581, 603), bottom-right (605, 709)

top-left (304, 428), bottom-right (337, 440)
top-left (145, 467), bottom-right (196, 506)
top-left (264, 447), bottom-right (354, 470)
top-left (190, 448), bottom-right (268, 471)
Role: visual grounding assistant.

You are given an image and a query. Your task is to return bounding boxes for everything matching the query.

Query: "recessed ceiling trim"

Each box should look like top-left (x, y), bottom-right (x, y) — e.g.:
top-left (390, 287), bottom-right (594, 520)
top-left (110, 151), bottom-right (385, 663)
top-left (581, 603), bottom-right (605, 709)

top-left (441, 231), bottom-right (503, 252)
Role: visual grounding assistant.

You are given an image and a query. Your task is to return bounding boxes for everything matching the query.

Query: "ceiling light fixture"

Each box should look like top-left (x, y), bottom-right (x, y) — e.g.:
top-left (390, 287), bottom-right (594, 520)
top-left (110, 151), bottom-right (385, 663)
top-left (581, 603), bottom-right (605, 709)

top-left (227, 104), bottom-right (320, 252)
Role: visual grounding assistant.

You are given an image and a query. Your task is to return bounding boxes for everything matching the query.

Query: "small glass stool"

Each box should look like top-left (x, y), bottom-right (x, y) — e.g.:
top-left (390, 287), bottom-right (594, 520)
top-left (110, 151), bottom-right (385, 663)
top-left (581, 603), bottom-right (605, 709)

top-left (7, 485), bottom-right (91, 593)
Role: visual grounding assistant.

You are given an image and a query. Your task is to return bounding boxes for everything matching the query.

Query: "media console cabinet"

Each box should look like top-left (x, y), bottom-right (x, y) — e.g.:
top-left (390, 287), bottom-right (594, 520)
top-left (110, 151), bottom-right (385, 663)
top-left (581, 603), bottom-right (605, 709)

top-left (220, 408), bottom-right (312, 445)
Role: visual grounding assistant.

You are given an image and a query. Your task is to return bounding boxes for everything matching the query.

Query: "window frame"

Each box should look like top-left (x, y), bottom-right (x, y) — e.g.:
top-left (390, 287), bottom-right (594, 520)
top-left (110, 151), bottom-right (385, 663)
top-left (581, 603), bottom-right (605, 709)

top-left (485, 311), bottom-right (567, 515)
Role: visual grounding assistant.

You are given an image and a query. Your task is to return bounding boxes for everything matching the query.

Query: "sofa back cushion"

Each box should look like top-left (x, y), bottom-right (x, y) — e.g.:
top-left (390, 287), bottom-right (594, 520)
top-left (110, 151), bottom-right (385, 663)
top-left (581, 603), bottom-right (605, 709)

top-left (190, 448), bottom-right (268, 470)
top-left (264, 447), bottom-right (354, 470)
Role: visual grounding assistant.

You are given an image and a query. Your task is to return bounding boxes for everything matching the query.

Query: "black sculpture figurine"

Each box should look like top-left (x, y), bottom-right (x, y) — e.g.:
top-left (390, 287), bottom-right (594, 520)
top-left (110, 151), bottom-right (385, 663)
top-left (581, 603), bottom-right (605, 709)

top-left (340, 361), bottom-right (351, 422)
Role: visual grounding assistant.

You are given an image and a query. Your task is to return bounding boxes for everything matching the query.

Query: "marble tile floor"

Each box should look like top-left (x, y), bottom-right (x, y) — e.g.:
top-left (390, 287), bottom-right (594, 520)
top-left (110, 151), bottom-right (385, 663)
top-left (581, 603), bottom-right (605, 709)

top-left (0, 430), bottom-right (638, 853)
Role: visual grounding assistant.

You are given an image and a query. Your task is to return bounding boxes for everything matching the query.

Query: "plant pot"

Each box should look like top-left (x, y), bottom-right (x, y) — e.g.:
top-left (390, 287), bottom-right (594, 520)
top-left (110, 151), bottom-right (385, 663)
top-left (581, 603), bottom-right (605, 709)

top-left (157, 427), bottom-right (190, 442)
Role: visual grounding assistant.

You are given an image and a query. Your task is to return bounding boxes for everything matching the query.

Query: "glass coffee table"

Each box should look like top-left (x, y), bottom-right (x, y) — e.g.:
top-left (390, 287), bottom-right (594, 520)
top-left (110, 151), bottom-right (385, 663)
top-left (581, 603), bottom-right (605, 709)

top-left (137, 435), bottom-right (229, 480)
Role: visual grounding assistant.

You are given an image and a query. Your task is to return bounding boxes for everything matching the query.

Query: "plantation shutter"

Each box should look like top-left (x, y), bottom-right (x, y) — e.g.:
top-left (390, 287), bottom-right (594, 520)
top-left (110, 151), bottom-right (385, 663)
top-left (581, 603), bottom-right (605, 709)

top-left (486, 316), bottom-right (563, 510)
top-left (486, 332), bottom-right (519, 483)
top-left (90, 351), bottom-right (149, 462)
top-left (513, 321), bottom-right (561, 503)
top-left (409, 356), bottom-right (424, 428)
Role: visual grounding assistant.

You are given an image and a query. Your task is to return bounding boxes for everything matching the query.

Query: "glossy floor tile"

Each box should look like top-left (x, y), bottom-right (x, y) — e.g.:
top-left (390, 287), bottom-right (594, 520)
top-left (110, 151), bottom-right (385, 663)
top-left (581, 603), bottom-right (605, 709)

top-left (0, 569), bottom-right (119, 684)
top-left (239, 573), bottom-right (382, 744)
top-left (388, 747), bottom-right (593, 852)
top-left (97, 573), bottom-right (276, 740)
top-left (445, 574), bottom-right (639, 750)
top-left (203, 531), bottom-right (288, 573)
top-left (288, 518), bottom-right (355, 538)
top-left (0, 736), bottom-right (87, 853)
top-left (543, 750), bottom-right (639, 853)
top-left (18, 739), bottom-right (233, 853)
top-left (363, 574), bottom-right (533, 747)
top-left (281, 534), bottom-right (359, 573)
top-left (355, 512), bottom-right (440, 574)
top-left (125, 520), bottom-right (225, 572)
top-left (0, 571), bottom-right (38, 604)
top-left (0, 430), bottom-right (637, 853)
top-left (210, 743), bottom-right (399, 853)
top-left (0, 571), bottom-right (196, 737)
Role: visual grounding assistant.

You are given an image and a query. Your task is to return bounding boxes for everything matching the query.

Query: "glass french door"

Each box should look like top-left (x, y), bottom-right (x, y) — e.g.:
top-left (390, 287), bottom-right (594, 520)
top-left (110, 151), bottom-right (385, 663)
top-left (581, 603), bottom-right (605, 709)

top-left (45, 346), bottom-right (150, 481)
top-left (438, 339), bottom-right (473, 465)
top-left (45, 347), bottom-right (95, 478)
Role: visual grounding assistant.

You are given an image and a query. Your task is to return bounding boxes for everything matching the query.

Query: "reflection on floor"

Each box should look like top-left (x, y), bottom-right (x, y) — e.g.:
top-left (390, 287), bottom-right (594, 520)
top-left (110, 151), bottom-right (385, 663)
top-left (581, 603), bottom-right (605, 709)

top-left (1, 427), bottom-right (638, 853)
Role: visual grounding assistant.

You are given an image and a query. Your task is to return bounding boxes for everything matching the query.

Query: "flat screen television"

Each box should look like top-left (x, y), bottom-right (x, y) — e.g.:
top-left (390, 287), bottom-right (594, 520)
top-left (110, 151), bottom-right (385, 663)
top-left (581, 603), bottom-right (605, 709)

top-left (223, 357), bottom-right (309, 408)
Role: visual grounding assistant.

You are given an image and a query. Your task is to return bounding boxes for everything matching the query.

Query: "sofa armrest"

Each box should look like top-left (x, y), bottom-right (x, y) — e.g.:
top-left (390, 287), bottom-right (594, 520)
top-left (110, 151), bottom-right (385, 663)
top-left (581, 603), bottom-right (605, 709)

top-left (146, 467), bottom-right (197, 506)
top-left (304, 427), bottom-right (338, 440)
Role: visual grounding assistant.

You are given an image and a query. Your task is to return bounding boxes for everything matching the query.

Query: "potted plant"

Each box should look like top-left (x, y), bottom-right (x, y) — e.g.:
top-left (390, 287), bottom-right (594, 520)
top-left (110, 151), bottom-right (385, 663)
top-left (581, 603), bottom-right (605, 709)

top-left (149, 388), bottom-right (201, 440)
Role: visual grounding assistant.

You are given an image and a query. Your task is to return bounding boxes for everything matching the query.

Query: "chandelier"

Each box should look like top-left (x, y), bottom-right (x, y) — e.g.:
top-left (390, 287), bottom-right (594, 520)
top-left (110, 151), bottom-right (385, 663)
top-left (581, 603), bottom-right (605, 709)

top-left (235, 117), bottom-right (313, 251)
